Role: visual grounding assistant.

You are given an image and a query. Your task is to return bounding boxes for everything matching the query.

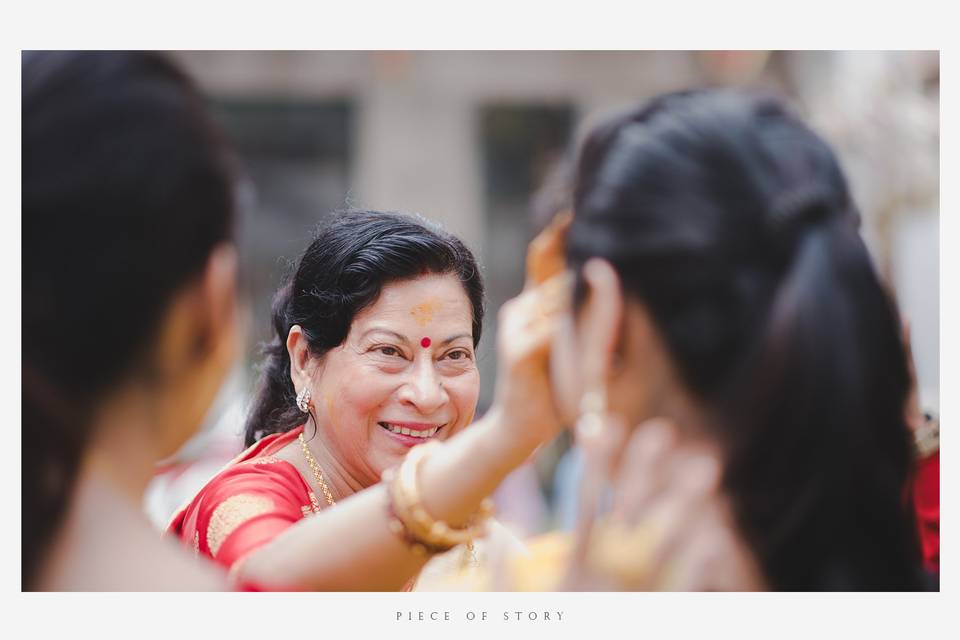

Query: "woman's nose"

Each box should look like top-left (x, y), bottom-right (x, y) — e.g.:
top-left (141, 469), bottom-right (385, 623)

top-left (398, 362), bottom-right (448, 414)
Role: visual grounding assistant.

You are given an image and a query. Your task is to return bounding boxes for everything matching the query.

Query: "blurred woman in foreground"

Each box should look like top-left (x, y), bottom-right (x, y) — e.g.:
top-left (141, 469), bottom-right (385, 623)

top-left (168, 211), bottom-right (532, 589)
top-left (23, 50), bottom-right (241, 589)
top-left (22, 51), bottom-right (565, 590)
top-left (546, 88), bottom-right (925, 590)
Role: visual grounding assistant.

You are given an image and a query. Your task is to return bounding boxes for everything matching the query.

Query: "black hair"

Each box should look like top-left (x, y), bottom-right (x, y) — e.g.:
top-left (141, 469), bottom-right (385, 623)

top-left (244, 210), bottom-right (485, 446)
top-left (22, 51), bottom-right (237, 588)
top-left (569, 88), bottom-right (923, 590)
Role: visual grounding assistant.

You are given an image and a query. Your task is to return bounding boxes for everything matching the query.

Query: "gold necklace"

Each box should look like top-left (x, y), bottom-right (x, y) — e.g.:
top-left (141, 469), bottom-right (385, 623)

top-left (298, 433), bottom-right (336, 507)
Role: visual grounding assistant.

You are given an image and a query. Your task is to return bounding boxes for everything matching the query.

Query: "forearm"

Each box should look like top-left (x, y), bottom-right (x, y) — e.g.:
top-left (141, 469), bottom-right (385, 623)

top-left (418, 407), bottom-right (536, 526)
top-left (236, 410), bottom-right (535, 590)
top-left (238, 483), bottom-right (423, 591)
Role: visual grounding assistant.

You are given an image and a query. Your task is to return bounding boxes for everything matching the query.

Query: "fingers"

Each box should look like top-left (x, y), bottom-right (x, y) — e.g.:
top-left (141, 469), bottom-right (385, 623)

top-left (574, 412), bottom-right (628, 536)
top-left (517, 272), bottom-right (573, 321)
top-left (572, 416), bottom-right (755, 591)
top-left (609, 418), bottom-right (677, 523)
top-left (499, 273), bottom-right (571, 333)
top-left (496, 303), bottom-right (557, 367)
top-left (564, 413), bottom-right (761, 591)
top-left (497, 273), bottom-right (572, 368)
top-left (491, 272), bottom-right (571, 452)
top-left (565, 418), bottom-right (672, 589)
top-left (526, 211), bottom-right (573, 287)
top-left (636, 451), bottom-right (722, 589)
top-left (564, 412), bottom-right (627, 589)
top-left (604, 421), bottom-right (721, 590)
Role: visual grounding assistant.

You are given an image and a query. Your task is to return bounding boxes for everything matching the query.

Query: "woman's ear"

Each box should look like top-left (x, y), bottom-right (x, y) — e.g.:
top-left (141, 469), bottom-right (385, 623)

top-left (286, 325), bottom-right (312, 390)
top-left (151, 242), bottom-right (238, 380)
top-left (200, 243), bottom-right (239, 356)
top-left (578, 258), bottom-right (624, 391)
top-left (147, 242), bottom-right (239, 457)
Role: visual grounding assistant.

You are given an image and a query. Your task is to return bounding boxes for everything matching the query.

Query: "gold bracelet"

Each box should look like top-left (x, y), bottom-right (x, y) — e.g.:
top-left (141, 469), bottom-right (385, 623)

top-left (398, 442), bottom-right (494, 546)
top-left (382, 468), bottom-right (452, 557)
top-left (383, 442), bottom-right (494, 553)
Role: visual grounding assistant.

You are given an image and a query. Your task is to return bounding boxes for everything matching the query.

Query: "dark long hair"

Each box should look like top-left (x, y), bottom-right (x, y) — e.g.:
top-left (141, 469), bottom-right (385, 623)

top-left (244, 210), bottom-right (485, 446)
top-left (22, 51), bottom-right (237, 588)
top-left (569, 89), bottom-right (922, 590)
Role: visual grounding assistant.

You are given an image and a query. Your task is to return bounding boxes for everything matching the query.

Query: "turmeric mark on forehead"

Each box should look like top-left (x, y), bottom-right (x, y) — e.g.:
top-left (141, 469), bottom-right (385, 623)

top-left (410, 299), bottom-right (439, 327)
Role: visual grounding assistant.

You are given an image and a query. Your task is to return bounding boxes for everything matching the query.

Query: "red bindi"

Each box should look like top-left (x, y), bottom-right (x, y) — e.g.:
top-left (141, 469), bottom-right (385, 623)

top-left (420, 337), bottom-right (432, 348)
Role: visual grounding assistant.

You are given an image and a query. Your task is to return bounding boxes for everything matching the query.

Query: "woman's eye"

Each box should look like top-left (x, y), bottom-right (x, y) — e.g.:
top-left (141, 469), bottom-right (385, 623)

top-left (444, 350), bottom-right (471, 361)
top-left (378, 346), bottom-right (400, 357)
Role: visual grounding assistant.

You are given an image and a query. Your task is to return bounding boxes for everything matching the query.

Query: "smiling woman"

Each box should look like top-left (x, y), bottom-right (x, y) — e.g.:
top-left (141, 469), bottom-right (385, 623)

top-left (167, 210), bottom-right (534, 589)
top-left (287, 271), bottom-right (481, 484)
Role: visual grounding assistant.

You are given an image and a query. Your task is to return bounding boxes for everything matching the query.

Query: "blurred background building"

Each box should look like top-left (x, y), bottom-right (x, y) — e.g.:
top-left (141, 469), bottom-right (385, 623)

top-left (147, 51), bottom-right (940, 537)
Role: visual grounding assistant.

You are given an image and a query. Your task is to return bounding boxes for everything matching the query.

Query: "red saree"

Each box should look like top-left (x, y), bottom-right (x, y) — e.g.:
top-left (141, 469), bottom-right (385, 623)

top-left (913, 450), bottom-right (939, 573)
top-left (166, 425), bottom-right (324, 580)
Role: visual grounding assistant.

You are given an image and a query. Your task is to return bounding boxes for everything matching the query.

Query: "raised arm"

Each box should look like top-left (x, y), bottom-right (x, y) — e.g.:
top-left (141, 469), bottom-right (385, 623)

top-left (236, 220), bottom-right (571, 591)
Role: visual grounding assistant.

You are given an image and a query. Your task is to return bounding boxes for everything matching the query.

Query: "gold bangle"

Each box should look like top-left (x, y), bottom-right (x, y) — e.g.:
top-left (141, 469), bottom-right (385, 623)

top-left (384, 442), bottom-right (494, 552)
top-left (382, 468), bottom-right (452, 556)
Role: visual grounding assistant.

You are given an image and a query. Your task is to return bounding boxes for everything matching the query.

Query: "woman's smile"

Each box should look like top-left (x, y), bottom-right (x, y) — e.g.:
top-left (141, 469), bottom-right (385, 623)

top-left (304, 273), bottom-right (480, 479)
top-left (378, 421), bottom-right (445, 446)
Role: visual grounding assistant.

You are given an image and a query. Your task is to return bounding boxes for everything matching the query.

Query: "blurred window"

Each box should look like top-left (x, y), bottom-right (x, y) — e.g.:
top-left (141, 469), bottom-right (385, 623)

top-left (210, 98), bottom-right (354, 358)
top-left (477, 104), bottom-right (572, 408)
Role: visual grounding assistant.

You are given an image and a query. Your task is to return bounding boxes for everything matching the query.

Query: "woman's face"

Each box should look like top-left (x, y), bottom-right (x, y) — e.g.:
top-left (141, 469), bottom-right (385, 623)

top-left (307, 273), bottom-right (480, 485)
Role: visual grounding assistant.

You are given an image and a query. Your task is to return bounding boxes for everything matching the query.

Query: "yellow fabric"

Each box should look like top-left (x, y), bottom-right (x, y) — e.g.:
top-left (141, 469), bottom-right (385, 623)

top-left (413, 523), bottom-right (658, 591)
top-left (414, 531), bottom-right (574, 591)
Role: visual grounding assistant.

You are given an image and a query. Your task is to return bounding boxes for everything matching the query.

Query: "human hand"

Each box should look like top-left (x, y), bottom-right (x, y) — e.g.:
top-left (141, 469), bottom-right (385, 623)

top-left (566, 416), bottom-right (765, 591)
top-left (526, 210), bottom-right (572, 287)
top-left (488, 213), bottom-right (572, 453)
